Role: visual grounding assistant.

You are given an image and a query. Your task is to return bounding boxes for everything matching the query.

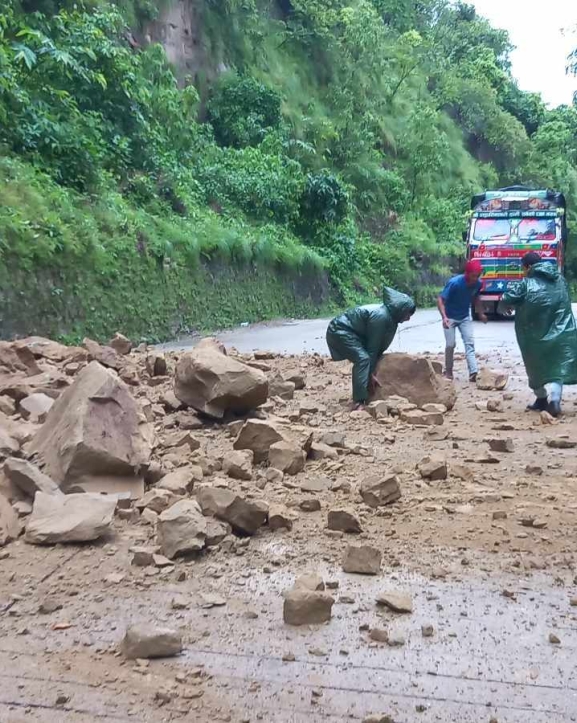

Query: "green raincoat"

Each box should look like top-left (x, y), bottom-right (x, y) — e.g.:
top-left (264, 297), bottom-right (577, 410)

top-left (502, 262), bottom-right (577, 390)
top-left (326, 287), bottom-right (416, 402)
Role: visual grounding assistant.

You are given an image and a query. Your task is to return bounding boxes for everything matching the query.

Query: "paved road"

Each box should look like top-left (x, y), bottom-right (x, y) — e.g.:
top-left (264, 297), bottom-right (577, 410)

top-left (162, 305), bottom-right (577, 359)
top-left (161, 309), bottom-right (516, 358)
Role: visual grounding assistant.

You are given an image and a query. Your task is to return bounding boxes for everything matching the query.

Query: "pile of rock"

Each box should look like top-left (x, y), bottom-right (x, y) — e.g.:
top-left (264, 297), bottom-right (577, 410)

top-left (1, 334), bottom-right (450, 568)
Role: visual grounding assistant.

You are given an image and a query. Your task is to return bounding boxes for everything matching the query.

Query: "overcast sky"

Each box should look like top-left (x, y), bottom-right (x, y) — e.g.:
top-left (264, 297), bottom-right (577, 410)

top-left (472, 0), bottom-right (577, 107)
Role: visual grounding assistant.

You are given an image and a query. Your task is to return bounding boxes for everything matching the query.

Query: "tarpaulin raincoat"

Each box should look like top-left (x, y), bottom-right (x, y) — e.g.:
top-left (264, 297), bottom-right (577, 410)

top-left (326, 287), bottom-right (416, 402)
top-left (502, 262), bottom-right (577, 390)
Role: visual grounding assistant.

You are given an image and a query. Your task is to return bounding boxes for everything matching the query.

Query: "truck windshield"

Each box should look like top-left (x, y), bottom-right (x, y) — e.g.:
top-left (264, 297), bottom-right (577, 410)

top-left (473, 219), bottom-right (510, 243)
top-left (518, 218), bottom-right (556, 241)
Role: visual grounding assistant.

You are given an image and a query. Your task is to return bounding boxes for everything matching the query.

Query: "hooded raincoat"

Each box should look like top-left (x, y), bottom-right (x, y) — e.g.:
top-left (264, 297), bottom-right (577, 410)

top-left (326, 287), bottom-right (416, 402)
top-left (502, 262), bottom-right (577, 390)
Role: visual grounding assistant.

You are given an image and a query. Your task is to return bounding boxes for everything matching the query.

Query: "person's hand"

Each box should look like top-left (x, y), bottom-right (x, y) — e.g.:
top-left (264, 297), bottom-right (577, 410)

top-left (442, 317), bottom-right (451, 329)
top-left (370, 374), bottom-right (382, 389)
top-left (479, 313), bottom-right (489, 324)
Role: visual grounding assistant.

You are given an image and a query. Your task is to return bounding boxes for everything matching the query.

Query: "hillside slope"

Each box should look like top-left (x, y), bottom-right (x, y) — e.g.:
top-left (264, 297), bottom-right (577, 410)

top-left (1, 0), bottom-right (576, 340)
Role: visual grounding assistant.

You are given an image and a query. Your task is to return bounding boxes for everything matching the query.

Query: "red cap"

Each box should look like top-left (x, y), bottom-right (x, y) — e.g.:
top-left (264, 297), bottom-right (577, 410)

top-left (465, 259), bottom-right (483, 276)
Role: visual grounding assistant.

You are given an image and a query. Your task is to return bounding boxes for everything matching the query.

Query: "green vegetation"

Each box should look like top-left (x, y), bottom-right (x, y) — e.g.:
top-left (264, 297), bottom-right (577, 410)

top-left (1, 0), bottom-right (577, 340)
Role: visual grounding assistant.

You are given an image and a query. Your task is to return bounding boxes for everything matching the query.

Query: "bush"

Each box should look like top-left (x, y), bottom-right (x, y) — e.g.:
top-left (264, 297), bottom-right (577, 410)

top-left (207, 73), bottom-right (282, 148)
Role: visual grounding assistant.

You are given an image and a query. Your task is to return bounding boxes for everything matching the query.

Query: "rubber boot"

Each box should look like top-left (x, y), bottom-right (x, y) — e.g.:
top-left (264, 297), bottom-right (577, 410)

top-left (526, 397), bottom-right (548, 412)
top-left (548, 400), bottom-right (562, 418)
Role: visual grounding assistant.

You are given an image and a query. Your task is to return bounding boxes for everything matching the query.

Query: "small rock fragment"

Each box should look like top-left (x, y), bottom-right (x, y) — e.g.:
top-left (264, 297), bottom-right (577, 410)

top-left (121, 625), bottom-right (182, 659)
top-left (283, 590), bottom-right (334, 625)
top-left (342, 545), bottom-right (382, 575)
top-left (375, 592), bottom-right (413, 613)
top-left (327, 508), bottom-right (362, 534)
top-left (360, 475), bottom-right (401, 508)
top-left (417, 455), bottom-right (447, 481)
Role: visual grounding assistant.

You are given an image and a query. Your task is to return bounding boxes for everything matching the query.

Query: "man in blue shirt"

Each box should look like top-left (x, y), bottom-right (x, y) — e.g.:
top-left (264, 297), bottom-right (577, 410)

top-left (437, 260), bottom-right (487, 382)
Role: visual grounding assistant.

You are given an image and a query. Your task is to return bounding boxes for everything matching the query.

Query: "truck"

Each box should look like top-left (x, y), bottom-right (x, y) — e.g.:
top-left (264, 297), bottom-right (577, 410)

top-left (466, 186), bottom-right (567, 317)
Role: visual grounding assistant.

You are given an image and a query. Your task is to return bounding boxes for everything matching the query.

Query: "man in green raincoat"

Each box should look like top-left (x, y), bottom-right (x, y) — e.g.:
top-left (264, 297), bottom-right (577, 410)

top-left (326, 288), bottom-right (416, 409)
top-left (501, 252), bottom-right (577, 417)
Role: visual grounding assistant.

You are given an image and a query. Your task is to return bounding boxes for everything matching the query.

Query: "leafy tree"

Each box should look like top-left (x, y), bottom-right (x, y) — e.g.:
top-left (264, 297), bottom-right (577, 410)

top-left (207, 73), bottom-right (282, 148)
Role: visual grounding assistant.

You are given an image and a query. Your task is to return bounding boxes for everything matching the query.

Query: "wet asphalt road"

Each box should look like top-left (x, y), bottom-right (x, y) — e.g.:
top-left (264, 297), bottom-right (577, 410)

top-left (161, 305), bottom-right (577, 360)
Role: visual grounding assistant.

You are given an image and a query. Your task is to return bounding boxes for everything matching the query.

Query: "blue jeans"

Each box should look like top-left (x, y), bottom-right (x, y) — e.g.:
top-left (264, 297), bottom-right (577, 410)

top-left (444, 317), bottom-right (477, 375)
top-left (534, 382), bottom-right (563, 402)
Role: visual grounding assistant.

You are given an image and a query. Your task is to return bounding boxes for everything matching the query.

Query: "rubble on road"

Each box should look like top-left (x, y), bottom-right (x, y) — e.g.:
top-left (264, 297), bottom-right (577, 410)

top-left (174, 339), bottom-right (267, 418)
top-left (283, 589), bottom-right (334, 625)
top-left (121, 625), bottom-right (183, 659)
top-left (371, 353), bottom-right (456, 410)
top-left (156, 499), bottom-right (207, 558)
top-left (29, 361), bottom-right (151, 498)
top-left (25, 492), bottom-right (116, 544)
top-left (476, 368), bottom-right (509, 391)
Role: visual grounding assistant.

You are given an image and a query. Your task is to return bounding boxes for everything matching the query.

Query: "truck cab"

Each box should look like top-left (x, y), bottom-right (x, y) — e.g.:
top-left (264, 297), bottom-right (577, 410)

top-left (466, 186), bottom-right (567, 317)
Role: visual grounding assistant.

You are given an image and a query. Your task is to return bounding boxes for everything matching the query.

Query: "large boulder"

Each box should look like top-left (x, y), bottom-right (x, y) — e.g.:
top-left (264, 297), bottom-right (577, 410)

top-left (371, 354), bottom-right (456, 411)
top-left (25, 492), bottom-right (115, 544)
top-left (175, 342), bottom-right (268, 419)
top-left (29, 361), bottom-right (151, 496)
top-left (3, 458), bottom-right (62, 498)
top-left (156, 499), bottom-right (207, 559)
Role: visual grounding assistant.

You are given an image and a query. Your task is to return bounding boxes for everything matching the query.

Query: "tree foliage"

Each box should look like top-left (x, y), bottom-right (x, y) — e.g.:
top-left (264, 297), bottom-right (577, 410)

top-left (2, 0), bottom-right (577, 340)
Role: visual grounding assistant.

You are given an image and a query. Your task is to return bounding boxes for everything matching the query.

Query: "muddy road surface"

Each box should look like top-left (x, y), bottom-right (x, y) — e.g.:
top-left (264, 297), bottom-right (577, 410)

top-left (1, 331), bottom-right (577, 723)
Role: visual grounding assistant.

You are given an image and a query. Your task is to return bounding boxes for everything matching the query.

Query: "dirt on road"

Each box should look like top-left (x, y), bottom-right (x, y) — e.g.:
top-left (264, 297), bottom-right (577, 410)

top-left (1, 339), bottom-right (577, 723)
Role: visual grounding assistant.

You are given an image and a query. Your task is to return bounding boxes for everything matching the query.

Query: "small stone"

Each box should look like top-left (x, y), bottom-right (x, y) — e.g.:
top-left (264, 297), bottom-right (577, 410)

top-left (171, 597), bottom-right (189, 610)
top-left (121, 626), bottom-right (182, 659)
top-left (39, 599), bottom-right (63, 615)
top-left (387, 632), bottom-right (406, 647)
top-left (300, 499), bottom-right (321, 512)
top-left (136, 489), bottom-right (179, 515)
top-left (283, 590), bottom-right (334, 625)
top-left (269, 441), bottom-right (306, 475)
top-left (327, 508), bottom-right (362, 534)
top-left (421, 624), bottom-right (434, 638)
top-left (55, 694), bottom-right (70, 706)
top-left (146, 353), bottom-right (167, 377)
top-left (131, 547), bottom-right (158, 567)
top-left (487, 399), bottom-right (503, 412)
top-left (417, 455), bottom-right (447, 481)
top-left (222, 450), bottom-right (253, 481)
top-left (268, 504), bottom-right (294, 531)
top-left (308, 442), bottom-right (339, 461)
top-left (320, 431), bottom-right (346, 448)
top-left (375, 592), bottom-right (413, 613)
top-left (293, 573), bottom-right (325, 592)
top-left (109, 332), bottom-right (132, 355)
top-left (546, 438), bottom-right (576, 449)
top-left (342, 545), bottom-right (382, 575)
top-left (476, 368), bottom-right (508, 391)
top-left (369, 628), bottom-right (389, 643)
top-left (549, 632), bottom-right (561, 645)
top-left (19, 392), bottom-right (54, 423)
top-left (526, 464), bottom-right (543, 476)
top-left (488, 438), bottom-right (514, 453)
top-left (401, 409), bottom-right (444, 426)
top-left (492, 510), bottom-right (508, 520)
top-left (266, 467), bottom-right (284, 484)
top-left (282, 652), bottom-right (296, 662)
top-left (360, 475), bottom-right (401, 508)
